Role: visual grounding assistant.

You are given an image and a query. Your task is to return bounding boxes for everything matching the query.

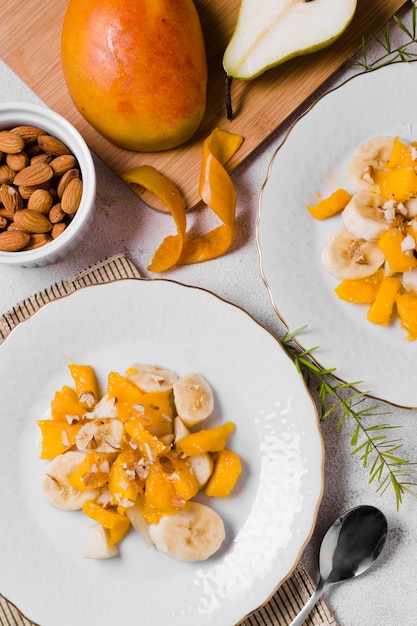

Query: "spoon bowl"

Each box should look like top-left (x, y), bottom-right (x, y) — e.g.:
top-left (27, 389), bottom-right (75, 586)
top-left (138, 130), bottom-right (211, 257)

top-left (289, 505), bottom-right (388, 626)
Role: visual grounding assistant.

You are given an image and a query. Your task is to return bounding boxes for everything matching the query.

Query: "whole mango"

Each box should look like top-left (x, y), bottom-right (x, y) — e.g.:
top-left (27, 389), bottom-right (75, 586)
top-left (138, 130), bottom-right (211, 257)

top-left (61, 0), bottom-right (208, 152)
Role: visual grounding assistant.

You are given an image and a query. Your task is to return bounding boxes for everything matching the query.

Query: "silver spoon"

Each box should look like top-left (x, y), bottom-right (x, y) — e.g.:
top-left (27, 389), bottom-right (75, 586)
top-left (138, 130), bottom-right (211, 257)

top-left (289, 504), bottom-right (388, 626)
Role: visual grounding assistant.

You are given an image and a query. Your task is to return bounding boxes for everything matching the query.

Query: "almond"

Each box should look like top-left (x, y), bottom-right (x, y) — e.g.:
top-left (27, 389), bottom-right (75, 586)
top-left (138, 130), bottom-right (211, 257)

top-left (49, 203), bottom-right (66, 224)
top-left (38, 134), bottom-right (70, 156)
top-left (57, 168), bottom-right (79, 198)
top-left (13, 162), bottom-right (54, 187)
top-left (11, 125), bottom-right (46, 144)
top-left (25, 233), bottom-right (52, 250)
top-left (6, 151), bottom-right (29, 172)
top-left (61, 177), bottom-right (83, 215)
top-left (0, 230), bottom-right (30, 251)
top-left (27, 189), bottom-right (53, 214)
top-left (18, 182), bottom-right (51, 200)
top-left (0, 184), bottom-right (23, 212)
top-left (13, 209), bottom-right (53, 234)
top-left (52, 222), bottom-right (66, 238)
top-left (0, 165), bottom-right (16, 184)
top-left (50, 154), bottom-right (76, 176)
top-left (0, 130), bottom-right (25, 154)
top-left (30, 152), bottom-right (53, 165)
top-left (0, 206), bottom-right (16, 221)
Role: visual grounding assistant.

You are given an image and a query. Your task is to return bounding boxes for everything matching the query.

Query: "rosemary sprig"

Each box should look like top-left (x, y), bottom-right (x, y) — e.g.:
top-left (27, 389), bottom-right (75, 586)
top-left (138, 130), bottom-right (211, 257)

top-left (349, 3), bottom-right (417, 71)
top-left (282, 327), bottom-right (417, 510)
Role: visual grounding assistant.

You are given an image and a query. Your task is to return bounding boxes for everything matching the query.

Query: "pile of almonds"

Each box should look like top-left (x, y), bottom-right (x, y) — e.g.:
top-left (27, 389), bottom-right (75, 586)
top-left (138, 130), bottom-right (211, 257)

top-left (0, 126), bottom-right (83, 252)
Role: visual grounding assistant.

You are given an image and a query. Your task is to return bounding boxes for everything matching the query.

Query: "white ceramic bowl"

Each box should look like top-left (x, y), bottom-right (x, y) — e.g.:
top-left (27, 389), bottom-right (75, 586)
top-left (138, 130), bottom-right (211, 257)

top-left (0, 102), bottom-right (96, 267)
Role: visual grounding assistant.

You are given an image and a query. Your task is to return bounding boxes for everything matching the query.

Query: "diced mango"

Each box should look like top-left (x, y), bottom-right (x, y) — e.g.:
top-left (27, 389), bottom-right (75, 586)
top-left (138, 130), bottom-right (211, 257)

top-left (50, 385), bottom-right (85, 422)
top-left (142, 464), bottom-right (179, 524)
top-left (386, 137), bottom-right (417, 168)
top-left (204, 449), bottom-right (242, 498)
top-left (334, 271), bottom-right (383, 304)
top-left (377, 228), bottom-right (417, 273)
top-left (367, 276), bottom-right (402, 326)
top-left (37, 419), bottom-right (82, 459)
top-left (107, 371), bottom-right (173, 436)
top-left (68, 363), bottom-right (100, 408)
top-left (157, 452), bottom-right (199, 502)
top-left (68, 451), bottom-right (113, 491)
top-left (82, 500), bottom-right (131, 546)
top-left (307, 188), bottom-right (352, 220)
top-left (124, 417), bottom-right (167, 460)
top-left (108, 447), bottom-right (144, 505)
top-left (179, 421), bottom-right (235, 456)
top-left (396, 292), bottom-right (417, 341)
top-left (374, 167), bottom-right (417, 203)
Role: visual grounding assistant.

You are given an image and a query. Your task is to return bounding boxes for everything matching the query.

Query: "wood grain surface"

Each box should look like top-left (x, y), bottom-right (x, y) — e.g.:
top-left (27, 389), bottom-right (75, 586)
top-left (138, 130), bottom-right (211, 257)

top-left (0, 0), bottom-right (407, 210)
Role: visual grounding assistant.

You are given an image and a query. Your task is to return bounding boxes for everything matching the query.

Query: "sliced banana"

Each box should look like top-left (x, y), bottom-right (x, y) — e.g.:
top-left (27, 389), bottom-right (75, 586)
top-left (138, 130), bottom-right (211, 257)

top-left (83, 523), bottom-right (119, 559)
top-left (349, 137), bottom-right (394, 191)
top-left (83, 393), bottom-right (117, 420)
top-left (76, 418), bottom-right (125, 453)
top-left (42, 451), bottom-right (100, 510)
top-left (341, 191), bottom-right (394, 241)
top-left (173, 373), bottom-right (214, 427)
top-left (148, 501), bottom-right (225, 562)
top-left (321, 227), bottom-right (385, 280)
top-left (126, 364), bottom-right (178, 393)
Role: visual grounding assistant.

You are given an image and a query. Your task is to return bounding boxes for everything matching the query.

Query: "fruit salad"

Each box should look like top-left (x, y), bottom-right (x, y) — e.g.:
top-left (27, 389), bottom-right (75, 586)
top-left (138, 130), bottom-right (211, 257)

top-left (307, 136), bottom-right (417, 340)
top-left (37, 363), bottom-right (242, 561)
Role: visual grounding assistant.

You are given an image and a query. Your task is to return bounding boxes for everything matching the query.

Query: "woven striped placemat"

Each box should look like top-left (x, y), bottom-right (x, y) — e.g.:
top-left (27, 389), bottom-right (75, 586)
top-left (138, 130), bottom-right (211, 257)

top-left (0, 253), bottom-right (337, 626)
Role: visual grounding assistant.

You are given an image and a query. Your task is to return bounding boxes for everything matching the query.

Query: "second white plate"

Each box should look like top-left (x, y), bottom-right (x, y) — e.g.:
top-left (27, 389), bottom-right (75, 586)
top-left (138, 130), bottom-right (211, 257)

top-left (258, 61), bottom-right (417, 408)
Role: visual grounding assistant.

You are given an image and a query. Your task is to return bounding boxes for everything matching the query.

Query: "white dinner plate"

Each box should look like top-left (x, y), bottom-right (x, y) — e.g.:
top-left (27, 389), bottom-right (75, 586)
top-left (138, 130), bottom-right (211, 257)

top-left (258, 61), bottom-right (417, 409)
top-left (0, 279), bottom-right (323, 626)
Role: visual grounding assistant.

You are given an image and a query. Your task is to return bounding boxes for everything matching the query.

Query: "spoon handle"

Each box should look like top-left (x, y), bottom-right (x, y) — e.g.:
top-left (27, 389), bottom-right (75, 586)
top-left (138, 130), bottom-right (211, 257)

top-left (287, 577), bottom-right (327, 626)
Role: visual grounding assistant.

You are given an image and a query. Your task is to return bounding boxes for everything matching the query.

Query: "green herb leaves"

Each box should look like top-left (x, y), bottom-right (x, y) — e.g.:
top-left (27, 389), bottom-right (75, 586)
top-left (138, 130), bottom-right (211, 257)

top-left (283, 327), bottom-right (417, 510)
top-left (350, 3), bottom-right (417, 71)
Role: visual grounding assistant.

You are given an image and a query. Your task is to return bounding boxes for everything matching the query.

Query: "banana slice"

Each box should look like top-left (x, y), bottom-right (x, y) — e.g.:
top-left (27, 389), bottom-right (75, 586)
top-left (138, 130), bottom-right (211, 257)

top-left (76, 418), bottom-right (125, 453)
top-left (126, 364), bottom-right (178, 393)
top-left (341, 191), bottom-right (394, 241)
top-left (83, 523), bottom-right (119, 559)
top-left (173, 373), bottom-right (214, 427)
top-left (42, 451), bottom-right (100, 510)
top-left (148, 501), bottom-right (225, 562)
top-left (349, 137), bottom-right (394, 191)
top-left (321, 227), bottom-right (385, 280)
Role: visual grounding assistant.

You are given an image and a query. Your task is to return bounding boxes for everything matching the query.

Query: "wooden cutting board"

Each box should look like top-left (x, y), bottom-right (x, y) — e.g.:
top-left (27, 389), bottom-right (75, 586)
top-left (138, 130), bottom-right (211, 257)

top-left (0, 0), bottom-right (408, 210)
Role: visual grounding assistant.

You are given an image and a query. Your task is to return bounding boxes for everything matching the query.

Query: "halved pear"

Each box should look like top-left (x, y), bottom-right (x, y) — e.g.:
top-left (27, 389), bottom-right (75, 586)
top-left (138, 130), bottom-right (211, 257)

top-left (223, 0), bottom-right (357, 81)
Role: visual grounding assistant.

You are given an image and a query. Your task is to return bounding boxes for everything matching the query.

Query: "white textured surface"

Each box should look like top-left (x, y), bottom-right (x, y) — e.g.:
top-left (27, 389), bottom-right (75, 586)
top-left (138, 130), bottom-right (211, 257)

top-left (1, 5), bottom-right (417, 625)
top-left (0, 280), bottom-right (323, 626)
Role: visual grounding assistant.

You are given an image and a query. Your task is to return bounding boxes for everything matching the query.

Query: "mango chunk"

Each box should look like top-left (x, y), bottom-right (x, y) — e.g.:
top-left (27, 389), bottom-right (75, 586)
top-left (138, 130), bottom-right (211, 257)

top-left (108, 447), bottom-right (144, 506)
top-left (335, 271), bottom-right (383, 304)
top-left (377, 228), bottom-right (417, 273)
top-left (386, 137), bottom-right (417, 168)
top-left (142, 464), bottom-right (179, 524)
top-left (396, 293), bottom-right (417, 341)
top-left (50, 385), bottom-right (85, 422)
top-left (82, 500), bottom-right (131, 547)
top-left (68, 363), bottom-right (100, 408)
top-left (37, 420), bottom-right (82, 460)
top-left (367, 276), bottom-right (402, 326)
top-left (307, 188), bottom-right (352, 220)
top-left (374, 167), bottom-right (417, 203)
top-left (179, 421), bottom-right (235, 456)
top-left (68, 451), bottom-right (113, 490)
top-left (204, 449), bottom-right (242, 497)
